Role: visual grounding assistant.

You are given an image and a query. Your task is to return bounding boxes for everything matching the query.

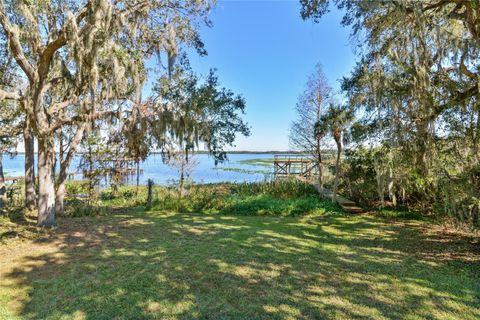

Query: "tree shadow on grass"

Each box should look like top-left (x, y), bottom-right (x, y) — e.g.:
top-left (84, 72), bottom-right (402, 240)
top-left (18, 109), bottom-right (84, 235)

top-left (2, 210), bottom-right (480, 319)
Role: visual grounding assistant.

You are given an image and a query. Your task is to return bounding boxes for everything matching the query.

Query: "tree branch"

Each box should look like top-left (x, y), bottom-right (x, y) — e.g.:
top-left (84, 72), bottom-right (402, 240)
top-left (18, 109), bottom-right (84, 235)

top-left (58, 123), bottom-right (87, 181)
top-left (48, 98), bottom-right (77, 116)
top-left (52, 109), bottom-right (120, 132)
top-left (0, 1), bottom-right (36, 83)
top-left (453, 84), bottom-right (478, 102)
top-left (459, 51), bottom-right (478, 81)
top-left (0, 88), bottom-right (20, 101)
top-left (37, 4), bottom-right (90, 80)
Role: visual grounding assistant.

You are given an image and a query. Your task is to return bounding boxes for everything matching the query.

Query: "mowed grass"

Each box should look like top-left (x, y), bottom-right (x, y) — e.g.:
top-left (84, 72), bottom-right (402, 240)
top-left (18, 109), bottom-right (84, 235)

top-left (0, 209), bottom-right (479, 319)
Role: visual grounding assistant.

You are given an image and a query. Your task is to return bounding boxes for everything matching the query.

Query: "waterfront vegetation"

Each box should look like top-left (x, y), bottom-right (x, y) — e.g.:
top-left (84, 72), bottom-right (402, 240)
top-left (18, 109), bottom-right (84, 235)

top-left (211, 166), bottom-right (271, 176)
top-left (65, 180), bottom-right (342, 217)
top-left (238, 158), bottom-right (276, 167)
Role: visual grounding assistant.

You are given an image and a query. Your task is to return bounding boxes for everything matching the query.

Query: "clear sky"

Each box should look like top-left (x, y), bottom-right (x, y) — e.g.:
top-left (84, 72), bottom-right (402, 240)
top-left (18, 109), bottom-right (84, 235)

top-left (187, 0), bottom-right (356, 151)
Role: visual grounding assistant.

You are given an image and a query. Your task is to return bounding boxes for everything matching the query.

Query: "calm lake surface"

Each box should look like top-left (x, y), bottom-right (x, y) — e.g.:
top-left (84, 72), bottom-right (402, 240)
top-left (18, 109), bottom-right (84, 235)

top-left (3, 153), bottom-right (277, 185)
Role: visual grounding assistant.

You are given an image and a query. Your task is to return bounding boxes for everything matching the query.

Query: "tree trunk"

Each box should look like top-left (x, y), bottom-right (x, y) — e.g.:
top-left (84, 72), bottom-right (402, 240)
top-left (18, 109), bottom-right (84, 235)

top-left (376, 174), bottom-right (385, 207)
top-left (37, 136), bottom-right (56, 227)
top-left (136, 160), bottom-right (140, 194)
top-left (24, 122), bottom-right (36, 209)
top-left (316, 137), bottom-right (323, 192)
top-left (316, 106), bottom-right (324, 192)
top-left (416, 120), bottom-right (430, 177)
top-left (55, 179), bottom-right (66, 216)
top-left (373, 157), bottom-right (385, 207)
top-left (332, 131), bottom-right (342, 202)
top-left (55, 125), bottom-right (86, 216)
top-left (179, 159), bottom-right (185, 197)
top-left (0, 153), bottom-right (6, 209)
top-left (55, 130), bottom-right (64, 215)
top-left (388, 166), bottom-right (396, 206)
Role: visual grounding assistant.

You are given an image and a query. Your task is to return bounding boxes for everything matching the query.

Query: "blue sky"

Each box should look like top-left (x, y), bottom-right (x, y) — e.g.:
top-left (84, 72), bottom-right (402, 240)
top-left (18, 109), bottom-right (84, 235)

top-left (188, 0), bottom-right (356, 151)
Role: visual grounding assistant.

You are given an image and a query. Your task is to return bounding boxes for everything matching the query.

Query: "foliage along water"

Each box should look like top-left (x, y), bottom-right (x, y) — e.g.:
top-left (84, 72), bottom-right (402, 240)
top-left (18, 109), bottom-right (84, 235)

top-left (3, 153), bottom-right (280, 186)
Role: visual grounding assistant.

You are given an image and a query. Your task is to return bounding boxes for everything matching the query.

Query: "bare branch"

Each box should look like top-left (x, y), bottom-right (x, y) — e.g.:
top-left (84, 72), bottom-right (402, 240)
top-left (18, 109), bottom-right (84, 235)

top-left (58, 123), bottom-right (87, 180)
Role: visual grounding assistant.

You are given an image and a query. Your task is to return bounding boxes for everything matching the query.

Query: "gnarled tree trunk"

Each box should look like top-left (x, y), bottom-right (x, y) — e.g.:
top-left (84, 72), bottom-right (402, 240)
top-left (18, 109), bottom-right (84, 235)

top-left (24, 121), bottom-right (36, 209)
top-left (37, 136), bottom-right (56, 227)
top-left (55, 125), bottom-right (86, 216)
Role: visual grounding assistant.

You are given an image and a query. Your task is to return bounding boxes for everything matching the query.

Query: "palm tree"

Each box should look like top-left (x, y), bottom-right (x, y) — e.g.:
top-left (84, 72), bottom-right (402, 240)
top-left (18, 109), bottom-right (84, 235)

top-left (316, 104), bottom-right (353, 201)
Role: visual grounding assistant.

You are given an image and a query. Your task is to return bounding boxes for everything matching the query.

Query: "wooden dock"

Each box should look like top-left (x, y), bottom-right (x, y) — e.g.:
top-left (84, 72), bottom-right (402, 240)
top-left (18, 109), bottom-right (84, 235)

top-left (273, 155), bottom-right (318, 179)
top-left (272, 153), bottom-right (363, 214)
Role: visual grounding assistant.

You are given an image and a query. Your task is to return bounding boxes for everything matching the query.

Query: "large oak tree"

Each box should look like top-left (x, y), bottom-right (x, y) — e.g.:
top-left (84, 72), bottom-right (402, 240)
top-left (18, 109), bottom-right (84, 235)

top-left (0, 0), bottom-right (211, 226)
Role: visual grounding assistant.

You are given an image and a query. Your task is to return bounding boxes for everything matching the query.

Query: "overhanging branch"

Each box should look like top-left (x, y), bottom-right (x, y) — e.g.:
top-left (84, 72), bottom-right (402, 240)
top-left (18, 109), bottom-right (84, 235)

top-left (0, 1), bottom-right (36, 83)
top-left (0, 88), bottom-right (20, 101)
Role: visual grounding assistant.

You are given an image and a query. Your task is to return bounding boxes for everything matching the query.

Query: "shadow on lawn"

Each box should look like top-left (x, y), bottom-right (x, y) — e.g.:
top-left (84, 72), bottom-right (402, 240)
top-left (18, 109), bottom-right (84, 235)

top-left (3, 209), bottom-right (480, 319)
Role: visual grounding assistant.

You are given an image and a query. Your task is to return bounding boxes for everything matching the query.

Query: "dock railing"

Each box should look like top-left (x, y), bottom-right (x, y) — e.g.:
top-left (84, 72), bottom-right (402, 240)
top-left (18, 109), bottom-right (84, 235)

top-left (273, 154), bottom-right (318, 178)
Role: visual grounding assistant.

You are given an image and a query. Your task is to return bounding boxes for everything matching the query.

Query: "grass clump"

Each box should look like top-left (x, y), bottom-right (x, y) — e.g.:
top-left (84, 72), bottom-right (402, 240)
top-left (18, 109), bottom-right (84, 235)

top-left (376, 208), bottom-right (424, 220)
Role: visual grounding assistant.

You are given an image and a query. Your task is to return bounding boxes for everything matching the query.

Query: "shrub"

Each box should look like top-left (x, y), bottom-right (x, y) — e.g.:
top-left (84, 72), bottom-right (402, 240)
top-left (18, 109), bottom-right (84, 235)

top-left (63, 198), bottom-right (109, 217)
top-left (62, 181), bottom-right (342, 217)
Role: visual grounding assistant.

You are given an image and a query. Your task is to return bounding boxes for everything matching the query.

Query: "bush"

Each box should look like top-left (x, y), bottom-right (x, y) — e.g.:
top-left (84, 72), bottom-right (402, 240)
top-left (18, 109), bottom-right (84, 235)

top-left (64, 180), bottom-right (92, 200)
top-left (63, 198), bottom-right (109, 217)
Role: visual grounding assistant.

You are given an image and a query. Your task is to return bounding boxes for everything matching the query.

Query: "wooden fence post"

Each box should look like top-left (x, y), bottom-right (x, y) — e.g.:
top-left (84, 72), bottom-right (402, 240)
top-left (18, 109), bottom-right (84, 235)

top-left (146, 179), bottom-right (154, 210)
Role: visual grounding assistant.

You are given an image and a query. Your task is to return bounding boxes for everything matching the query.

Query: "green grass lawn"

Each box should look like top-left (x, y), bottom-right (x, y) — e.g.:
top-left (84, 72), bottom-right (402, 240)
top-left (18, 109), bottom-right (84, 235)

top-left (1, 209), bottom-right (479, 319)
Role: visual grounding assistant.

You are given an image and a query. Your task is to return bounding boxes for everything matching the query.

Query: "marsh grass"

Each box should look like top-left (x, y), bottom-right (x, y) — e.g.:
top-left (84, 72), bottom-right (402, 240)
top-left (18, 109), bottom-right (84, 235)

top-left (238, 158), bottom-right (275, 167)
top-left (211, 166), bottom-right (271, 175)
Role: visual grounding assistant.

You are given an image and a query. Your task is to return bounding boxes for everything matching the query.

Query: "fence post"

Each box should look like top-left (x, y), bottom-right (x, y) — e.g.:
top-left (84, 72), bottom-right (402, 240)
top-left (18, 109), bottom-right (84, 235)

top-left (146, 179), bottom-right (154, 210)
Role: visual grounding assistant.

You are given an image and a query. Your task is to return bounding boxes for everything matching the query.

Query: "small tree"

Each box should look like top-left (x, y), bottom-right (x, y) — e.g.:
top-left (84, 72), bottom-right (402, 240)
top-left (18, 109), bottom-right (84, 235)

top-left (290, 63), bottom-right (333, 190)
top-left (316, 104), bottom-right (353, 201)
top-left (165, 147), bottom-right (198, 197)
top-left (151, 65), bottom-right (250, 188)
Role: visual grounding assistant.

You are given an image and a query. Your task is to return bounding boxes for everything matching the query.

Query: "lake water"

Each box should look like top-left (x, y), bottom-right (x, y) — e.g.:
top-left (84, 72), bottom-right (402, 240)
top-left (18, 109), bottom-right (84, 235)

top-left (2, 153), bottom-right (277, 185)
